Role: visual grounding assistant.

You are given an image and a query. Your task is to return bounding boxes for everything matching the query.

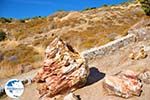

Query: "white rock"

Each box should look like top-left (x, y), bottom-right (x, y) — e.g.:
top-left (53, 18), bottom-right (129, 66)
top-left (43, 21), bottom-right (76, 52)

top-left (64, 93), bottom-right (79, 100)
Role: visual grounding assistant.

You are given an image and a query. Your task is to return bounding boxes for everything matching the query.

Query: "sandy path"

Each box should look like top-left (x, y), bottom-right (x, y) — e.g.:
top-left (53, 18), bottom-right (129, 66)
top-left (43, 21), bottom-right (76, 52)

top-left (0, 69), bottom-right (39, 86)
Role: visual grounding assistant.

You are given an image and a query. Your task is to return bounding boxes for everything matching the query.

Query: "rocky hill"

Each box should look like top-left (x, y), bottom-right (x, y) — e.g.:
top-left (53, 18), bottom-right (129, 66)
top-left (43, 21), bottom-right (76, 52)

top-left (0, 1), bottom-right (149, 78)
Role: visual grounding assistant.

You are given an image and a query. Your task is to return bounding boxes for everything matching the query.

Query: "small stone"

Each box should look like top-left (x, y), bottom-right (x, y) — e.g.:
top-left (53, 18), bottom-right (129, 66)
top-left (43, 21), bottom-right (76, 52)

top-left (129, 53), bottom-right (135, 60)
top-left (129, 48), bottom-right (147, 60)
top-left (64, 93), bottom-right (79, 100)
top-left (135, 48), bottom-right (147, 60)
top-left (0, 87), bottom-right (5, 96)
top-left (138, 71), bottom-right (150, 84)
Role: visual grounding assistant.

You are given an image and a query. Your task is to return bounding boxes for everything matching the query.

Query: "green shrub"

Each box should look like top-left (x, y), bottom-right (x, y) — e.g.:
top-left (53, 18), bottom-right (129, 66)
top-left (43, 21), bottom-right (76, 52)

top-left (138, 0), bottom-right (150, 16)
top-left (20, 19), bottom-right (25, 23)
top-left (83, 7), bottom-right (97, 11)
top-left (0, 17), bottom-right (12, 23)
top-left (0, 31), bottom-right (6, 41)
top-left (102, 4), bottom-right (108, 7)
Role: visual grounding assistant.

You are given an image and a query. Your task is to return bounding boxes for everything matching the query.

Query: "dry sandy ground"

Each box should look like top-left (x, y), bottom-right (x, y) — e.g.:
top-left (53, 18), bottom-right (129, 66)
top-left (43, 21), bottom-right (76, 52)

top-left (74, 40), bottom-right (150, 100)
top-left (1, 40), bottom-right (150, 100)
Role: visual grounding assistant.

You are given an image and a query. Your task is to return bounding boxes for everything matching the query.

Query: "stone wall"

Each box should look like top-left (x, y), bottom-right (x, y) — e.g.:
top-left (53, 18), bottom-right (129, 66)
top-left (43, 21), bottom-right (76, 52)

top-left (81, 34), bottom-right (136, 60)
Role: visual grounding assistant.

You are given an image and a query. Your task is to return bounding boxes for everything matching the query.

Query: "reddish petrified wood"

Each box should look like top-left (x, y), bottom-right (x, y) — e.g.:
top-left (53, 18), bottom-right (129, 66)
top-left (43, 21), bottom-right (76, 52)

top-left (33, 38), bottom-right (89, 98)
top-left (103, 70), bottom-right (142, 98)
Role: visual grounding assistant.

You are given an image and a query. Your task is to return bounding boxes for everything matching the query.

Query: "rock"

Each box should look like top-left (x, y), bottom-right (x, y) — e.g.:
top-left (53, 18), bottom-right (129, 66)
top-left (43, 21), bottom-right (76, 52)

top-left (7, 55), bottom-right (17, 62)
top-left (21, 78), bottom-right (32, 85)
top-left (129, 47), bottom-right (148, 60)
top-left (138, 70), bottom-right (150, 84)
top-left (135, 48), bottom-right (147, 60)
top-left (0, 86), bottom-right (5, 96)
top-left (144, 46), bottom-right (150, 52)
top-left (20, 63), bottom-right (33, 73)
top-left (64, 93), bottom-right (79, 100)
top-left (33, 38), bottom-right (89, 98)
top-left (103, 70), bottom-right (142, 98)
top-left (129, 53), bottom-right (135, 60)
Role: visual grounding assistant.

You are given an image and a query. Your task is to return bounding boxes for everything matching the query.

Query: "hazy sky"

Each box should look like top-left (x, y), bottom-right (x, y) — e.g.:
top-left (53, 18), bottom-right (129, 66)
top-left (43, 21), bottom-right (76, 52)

top-left (0, 0), bottom-right (128, 19)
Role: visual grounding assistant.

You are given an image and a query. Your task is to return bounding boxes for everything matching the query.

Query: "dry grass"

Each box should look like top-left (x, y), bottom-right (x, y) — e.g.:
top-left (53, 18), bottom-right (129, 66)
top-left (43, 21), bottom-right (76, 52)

top-left (0, 61), bottom-right (21, 78)
top-left (0, 44), bottom-right (44, 78)
top-left (0, 40), bottom-right (19, 49)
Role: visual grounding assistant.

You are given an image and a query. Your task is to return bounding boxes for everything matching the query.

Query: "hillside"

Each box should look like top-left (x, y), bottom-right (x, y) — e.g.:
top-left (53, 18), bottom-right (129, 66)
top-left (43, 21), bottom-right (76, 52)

top-left (1, 22), bottom-right (150, 100)
top-left (0, 2), bottom-right (148, 78)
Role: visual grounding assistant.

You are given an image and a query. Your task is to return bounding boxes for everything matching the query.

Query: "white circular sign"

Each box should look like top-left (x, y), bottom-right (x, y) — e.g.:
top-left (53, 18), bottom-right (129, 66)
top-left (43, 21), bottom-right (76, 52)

top-left (5, 79), bottom-right (24, 98)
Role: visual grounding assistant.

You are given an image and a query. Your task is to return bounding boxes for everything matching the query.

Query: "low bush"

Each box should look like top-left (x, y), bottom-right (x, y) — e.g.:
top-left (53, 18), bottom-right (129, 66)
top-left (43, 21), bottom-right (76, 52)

top-left (83, 7), bottom-right (97, 11)
top-left (0, 31), bottom-right (6, 41)
top-left (138, 0), bottom-right (150, 16)
top-left (0, 17), bottom-right (12, 23)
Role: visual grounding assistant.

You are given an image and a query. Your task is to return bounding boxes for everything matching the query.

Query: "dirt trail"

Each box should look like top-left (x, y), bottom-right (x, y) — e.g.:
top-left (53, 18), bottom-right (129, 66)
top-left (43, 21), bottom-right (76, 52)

top-left (0, 69), bottom-right (39, 86)
top-left (1, 40), bottom-right (150, 100)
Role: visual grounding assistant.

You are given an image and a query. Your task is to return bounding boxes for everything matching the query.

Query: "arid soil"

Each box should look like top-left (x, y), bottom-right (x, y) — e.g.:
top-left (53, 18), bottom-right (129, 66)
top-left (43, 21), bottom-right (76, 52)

top-left (74, 40), bottom-right (150, 100)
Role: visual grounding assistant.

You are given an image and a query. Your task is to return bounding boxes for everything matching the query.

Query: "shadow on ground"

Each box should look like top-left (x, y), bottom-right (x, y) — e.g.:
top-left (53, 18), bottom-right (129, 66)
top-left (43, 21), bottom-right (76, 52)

top-left (86, 67), bottom-right (105, 86)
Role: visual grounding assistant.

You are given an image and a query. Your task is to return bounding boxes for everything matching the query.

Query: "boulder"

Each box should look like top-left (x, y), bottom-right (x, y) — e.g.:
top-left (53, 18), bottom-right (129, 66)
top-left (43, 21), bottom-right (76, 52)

top-left (33, 38), bottom-right (89, 98)
top-left (103, 70), bottom-right (142, 98)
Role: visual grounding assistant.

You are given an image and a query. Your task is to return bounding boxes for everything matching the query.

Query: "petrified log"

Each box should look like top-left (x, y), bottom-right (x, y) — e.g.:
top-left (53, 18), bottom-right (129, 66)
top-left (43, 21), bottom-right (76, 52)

top-left (33, 38), bottom-right (89, 98)
top-left (103, 70), bottom-right (142, 98)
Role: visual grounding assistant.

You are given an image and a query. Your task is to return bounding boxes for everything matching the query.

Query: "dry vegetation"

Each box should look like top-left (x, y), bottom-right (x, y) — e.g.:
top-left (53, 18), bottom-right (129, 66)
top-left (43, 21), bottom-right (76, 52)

top-left (0, 2), bottom-right (147, 78)
top-left (0, 42), bottom-right (43, 78)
